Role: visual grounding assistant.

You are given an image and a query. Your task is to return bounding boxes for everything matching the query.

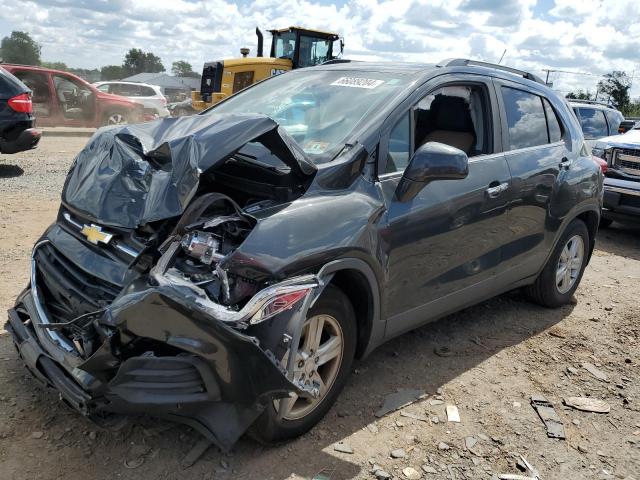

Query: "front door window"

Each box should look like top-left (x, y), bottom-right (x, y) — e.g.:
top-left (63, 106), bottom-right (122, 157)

top-left (53, 74), bottom-right (94, 121)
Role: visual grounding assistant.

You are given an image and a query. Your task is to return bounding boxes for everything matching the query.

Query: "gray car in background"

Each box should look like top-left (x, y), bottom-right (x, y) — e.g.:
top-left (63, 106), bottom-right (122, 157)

top-left (569, 100), bottom-right (624, 150)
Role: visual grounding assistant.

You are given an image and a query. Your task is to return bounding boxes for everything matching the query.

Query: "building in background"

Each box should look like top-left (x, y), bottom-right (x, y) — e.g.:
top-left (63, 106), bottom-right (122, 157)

top-left (121, 73), bottom-right (200, 102)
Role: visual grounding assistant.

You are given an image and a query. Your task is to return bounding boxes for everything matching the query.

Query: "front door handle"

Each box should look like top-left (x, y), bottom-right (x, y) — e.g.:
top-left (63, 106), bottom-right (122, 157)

top-left (486, 182), bottom-right (509, 198)
top-left (559, 157), bottom-right (572, 170)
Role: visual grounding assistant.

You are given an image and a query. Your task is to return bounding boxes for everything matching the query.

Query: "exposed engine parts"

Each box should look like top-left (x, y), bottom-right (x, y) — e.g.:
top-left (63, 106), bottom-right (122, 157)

top-left (154, 193), bottom-right (260, 308)
top-left (181, 231), bottom-right (221, 265)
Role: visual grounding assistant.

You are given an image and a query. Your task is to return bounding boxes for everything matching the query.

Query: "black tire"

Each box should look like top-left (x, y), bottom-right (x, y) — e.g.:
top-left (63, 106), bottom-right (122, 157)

top-left (599, 217), bottom-right (613, 229)
top-left (102, 110), bottom-right (130, 126)
top-left (525, 219), bottom-right (590, 308)
top-left (248, 286), bottom-right (356, 445)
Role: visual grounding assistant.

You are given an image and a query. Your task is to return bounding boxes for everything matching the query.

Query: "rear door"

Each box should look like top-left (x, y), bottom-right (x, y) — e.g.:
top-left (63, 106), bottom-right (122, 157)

top-left (494, 80), bottom-right (568, 276)
top-left (379, 75), bottom-right (513, 336)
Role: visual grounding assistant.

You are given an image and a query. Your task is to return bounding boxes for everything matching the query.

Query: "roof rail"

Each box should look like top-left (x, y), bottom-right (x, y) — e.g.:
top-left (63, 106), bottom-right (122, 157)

top-left (321, 59), bottom-right (353, 65)
top-left (566, 98), bottom-right (615, 108)
top-left (437, 58), bottom-right (545, 85)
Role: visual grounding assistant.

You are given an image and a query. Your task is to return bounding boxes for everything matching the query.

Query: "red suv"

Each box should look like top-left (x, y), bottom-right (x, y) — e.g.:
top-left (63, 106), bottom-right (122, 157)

top-left (1, 64), bottom-right (144, 127)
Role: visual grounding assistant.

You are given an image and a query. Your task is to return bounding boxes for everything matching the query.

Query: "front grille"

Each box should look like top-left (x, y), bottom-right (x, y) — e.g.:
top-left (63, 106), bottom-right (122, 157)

top-left (613, 148), bottom-right (640, 176)
top-left (35, 242), bottom-right (120, 323)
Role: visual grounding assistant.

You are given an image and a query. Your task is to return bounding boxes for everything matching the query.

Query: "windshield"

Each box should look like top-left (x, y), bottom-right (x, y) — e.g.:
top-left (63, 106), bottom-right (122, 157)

top-left (208, 69), bottom-right (412, 161)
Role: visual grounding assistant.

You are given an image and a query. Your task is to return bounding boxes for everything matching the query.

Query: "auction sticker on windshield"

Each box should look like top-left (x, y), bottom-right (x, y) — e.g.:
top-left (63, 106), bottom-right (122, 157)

top-left (330, 77), bottom-right (385, 89)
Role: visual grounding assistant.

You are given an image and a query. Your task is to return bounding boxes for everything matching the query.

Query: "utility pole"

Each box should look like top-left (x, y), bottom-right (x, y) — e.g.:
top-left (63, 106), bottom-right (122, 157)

top-left (497, 49), bottom-right (506, 65)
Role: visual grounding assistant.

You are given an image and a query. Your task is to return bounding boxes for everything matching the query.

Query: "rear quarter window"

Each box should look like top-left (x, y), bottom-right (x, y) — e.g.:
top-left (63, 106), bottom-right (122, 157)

top-left (139, 86), bottom-right (157, 97)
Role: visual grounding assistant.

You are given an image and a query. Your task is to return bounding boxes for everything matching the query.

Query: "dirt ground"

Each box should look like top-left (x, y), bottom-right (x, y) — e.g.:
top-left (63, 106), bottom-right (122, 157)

top-left (0, 136), bottom-right (638, 480)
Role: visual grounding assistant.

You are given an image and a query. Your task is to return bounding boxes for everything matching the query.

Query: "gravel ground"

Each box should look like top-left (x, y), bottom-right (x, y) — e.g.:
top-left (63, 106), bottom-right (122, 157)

top-left (0, 137), bottom-right (639, 480)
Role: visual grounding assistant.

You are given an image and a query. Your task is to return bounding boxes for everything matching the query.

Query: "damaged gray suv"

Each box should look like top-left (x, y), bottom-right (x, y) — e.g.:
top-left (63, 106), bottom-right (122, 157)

top-left (7, 59), bottom-right (603, 450)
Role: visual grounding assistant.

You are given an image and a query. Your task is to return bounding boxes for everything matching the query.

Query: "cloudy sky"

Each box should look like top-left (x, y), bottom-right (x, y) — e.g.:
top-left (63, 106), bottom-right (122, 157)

top-left (1, 0), bottom-right (639, 97)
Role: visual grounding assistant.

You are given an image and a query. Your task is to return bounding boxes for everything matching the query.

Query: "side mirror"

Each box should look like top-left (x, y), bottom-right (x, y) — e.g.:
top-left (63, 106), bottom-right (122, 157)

top-left (395, 142), bottom-right (469, 202)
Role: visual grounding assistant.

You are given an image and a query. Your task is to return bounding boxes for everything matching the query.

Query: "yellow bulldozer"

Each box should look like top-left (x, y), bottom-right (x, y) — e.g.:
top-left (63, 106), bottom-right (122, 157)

top-left (191, 26), bottom-right (342, 111)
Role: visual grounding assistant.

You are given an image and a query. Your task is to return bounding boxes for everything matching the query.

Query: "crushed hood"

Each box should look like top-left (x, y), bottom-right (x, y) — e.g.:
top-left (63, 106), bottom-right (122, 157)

top-left (62, 113), bottom-right (316, 229)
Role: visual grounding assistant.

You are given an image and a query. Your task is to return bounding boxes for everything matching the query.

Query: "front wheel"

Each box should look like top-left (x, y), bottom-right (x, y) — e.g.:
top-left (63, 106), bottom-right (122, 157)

top-left (525, 219), bottom-right (590, 308)
top-left (249, 286), bottom-right (356, 444)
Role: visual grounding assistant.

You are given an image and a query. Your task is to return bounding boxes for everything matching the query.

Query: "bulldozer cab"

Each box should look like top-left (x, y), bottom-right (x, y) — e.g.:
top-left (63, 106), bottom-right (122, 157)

top-left (269, 27), bottom-right (341, 68)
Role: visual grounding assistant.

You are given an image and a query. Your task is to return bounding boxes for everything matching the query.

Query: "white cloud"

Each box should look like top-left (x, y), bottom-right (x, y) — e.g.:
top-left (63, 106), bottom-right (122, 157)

top-left (0, 0), bottom-right (639, 97)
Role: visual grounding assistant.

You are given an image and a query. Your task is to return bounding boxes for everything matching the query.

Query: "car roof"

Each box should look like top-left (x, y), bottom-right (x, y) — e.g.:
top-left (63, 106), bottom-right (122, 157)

top-left (568, 100), bottom-right (618, 111)
top-left (314, 60), bottom-right (550, 92)
top-left (95, 81), bottom-right (159, 88)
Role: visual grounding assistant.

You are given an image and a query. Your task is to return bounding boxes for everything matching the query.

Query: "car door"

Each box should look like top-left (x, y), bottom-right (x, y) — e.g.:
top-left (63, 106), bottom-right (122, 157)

top-left (378, 77), bottom-right (512, 337)
top-left (11, 69), bottom-right (57, 127)
top-left (52, 73), bottom-right (97, 127)
top-left (493, 80), bottom-right (567, 276)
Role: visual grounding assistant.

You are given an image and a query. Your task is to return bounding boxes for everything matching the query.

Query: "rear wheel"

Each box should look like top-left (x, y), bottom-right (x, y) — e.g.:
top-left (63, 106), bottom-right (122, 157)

top-left (525, 219), bottom-right (589, 308)
top-left (249, 286), bottom-right (356, 444)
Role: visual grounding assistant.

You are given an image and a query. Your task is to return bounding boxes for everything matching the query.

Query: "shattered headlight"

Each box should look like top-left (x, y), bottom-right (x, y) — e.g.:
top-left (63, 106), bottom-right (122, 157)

top-left (250, 288), bottom-right (311, 325)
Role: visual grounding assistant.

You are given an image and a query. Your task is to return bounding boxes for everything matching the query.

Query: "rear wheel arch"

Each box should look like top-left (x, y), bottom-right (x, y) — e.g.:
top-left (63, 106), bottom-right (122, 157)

top-left (576, 209), bottom-right (598, 260)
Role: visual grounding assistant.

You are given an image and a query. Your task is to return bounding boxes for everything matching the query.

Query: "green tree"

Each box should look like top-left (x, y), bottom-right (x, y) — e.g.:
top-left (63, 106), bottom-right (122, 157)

top-left (597, 71), bottom-right (631, 111)
top-left (122, 48), bottom-right (165, 75)
top-left (100, 65), bottom-right (125, 80)
top-left (566, 90), bottom-right (593, 101)
top-left (0, 31), bottom-right (41, 65)
top-left (171, 60), bottom-right (196, 77)
top-left (41, 61), bottom-right (68, 70)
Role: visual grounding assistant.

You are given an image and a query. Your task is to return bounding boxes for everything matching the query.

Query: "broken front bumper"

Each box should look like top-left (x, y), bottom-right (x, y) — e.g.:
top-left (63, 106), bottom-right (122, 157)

top-left (6, 280), bottom-right (306, 450)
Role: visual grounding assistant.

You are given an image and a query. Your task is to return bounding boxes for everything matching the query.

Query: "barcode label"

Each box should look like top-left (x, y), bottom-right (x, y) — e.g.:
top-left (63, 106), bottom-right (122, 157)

top-left (330, 77), bottom-right (384, 89)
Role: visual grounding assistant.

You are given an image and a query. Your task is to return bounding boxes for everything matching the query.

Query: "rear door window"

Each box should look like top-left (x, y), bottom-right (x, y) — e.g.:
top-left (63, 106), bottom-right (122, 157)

top-left (13, 70), bottom-right (52, 117)
top-left (501, 87), bottom-right (548, 150)
top-left (577, 108), bottom-right (608, 139)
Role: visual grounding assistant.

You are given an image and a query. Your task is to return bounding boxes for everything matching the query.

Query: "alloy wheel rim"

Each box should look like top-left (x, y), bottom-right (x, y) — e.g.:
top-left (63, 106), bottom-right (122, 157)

top-left (108, 113), bottom-right (125, 125)
top-left (556, 234), bottom-right (584, 294)
top-left (275, 314), bottom-right (344, 420)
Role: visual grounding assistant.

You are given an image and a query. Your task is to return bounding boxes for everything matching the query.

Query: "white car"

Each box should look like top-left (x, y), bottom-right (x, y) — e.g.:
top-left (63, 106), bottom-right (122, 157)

top-left (94, 81), bottom-right (170, 117)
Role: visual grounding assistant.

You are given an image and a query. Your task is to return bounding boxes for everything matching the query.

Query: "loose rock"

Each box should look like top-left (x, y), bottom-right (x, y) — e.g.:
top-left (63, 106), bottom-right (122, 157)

top-left (403, 466), bottom-right (421, 479)
top-left (390, 448), bottom-right (407, 458)
top-left (333, 442), bottom-right (354, 454)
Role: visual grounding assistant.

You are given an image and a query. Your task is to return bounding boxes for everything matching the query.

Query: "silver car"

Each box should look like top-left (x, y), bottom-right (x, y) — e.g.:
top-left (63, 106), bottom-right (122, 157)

top-left (94, 81), bottom-right (170, 117)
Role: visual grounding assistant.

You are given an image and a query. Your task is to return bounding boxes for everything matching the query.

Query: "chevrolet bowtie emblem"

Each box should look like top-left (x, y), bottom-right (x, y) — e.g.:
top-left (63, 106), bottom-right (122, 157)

top-left (80, 224), bottom-right (113, 245)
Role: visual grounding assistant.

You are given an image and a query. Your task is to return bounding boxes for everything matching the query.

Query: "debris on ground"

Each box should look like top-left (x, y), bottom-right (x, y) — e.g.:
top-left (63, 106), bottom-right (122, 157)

top-left (312, 468), bottom-right (335, 480)
top-left (446, 405), bottom-right (460, 423)
top-left (400, 410), bottom-right (429, 422)
top-left (530, 395), bottom-right (566, 439)
top-left (375, 389), bottom-right (427, 417)
top-left (438, 441), bottom-right (450, 450)
top-left (30, 431), bottom-right (44, 439)
top-left (124, 444), bottom-right (152, 469)
top-left (582, 362), bottom-right (609, 382)
top-left (402, 466), bottom-right (421, 479)
top-left (333, 441), bottom-right (354, 454)
top-left (498, 455), bottom-right (540, 480)
top-left (180, 438), bottom-right (213, 469)
top-left (373, 467), bottom-right (392, 480)
top-left (434, 346), bottom-right (453, 357)
top-left (390, 448), bottom-right (407, 458)
top-left (564, 396), bottom-right (611, 413)
top-left (422, 464), bottom-right (438, 474)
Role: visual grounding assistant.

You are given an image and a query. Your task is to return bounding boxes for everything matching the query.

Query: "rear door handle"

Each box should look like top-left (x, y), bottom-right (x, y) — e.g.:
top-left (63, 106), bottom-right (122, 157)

top-left (559, 157), bottom-right (572, 170)
top-left (486, 182), bottom-right (509, 198)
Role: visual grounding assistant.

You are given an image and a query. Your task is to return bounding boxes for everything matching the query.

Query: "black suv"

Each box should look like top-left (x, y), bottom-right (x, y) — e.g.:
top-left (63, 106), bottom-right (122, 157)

top-left (7, 59), bottom-right (602, 451)
top-left (0, 66), bottom-right (40, 154)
